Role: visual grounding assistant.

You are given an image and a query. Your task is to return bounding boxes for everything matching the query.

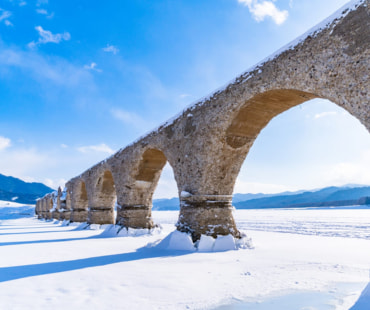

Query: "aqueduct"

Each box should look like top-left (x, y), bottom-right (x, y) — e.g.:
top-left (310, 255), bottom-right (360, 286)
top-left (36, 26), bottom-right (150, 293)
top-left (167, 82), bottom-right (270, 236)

top-left (35, 0), bottom-right (370, 241)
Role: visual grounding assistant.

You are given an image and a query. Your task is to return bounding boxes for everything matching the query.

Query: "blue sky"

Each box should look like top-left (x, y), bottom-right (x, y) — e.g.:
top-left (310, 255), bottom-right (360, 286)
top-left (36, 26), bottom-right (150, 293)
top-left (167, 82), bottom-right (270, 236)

top-left (0, 0), bottom-right (369, 198)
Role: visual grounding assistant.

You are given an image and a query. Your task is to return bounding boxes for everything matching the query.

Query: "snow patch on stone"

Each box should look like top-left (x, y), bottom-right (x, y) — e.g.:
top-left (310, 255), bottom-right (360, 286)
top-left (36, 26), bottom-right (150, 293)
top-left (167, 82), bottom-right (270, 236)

top-left (180, 191), bottom-right (192, 198)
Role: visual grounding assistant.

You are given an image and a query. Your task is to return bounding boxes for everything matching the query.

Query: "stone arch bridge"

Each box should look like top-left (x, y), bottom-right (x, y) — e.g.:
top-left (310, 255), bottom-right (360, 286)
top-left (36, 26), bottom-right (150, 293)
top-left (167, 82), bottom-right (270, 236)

top-left (36, 0), bottom-right (369, 241)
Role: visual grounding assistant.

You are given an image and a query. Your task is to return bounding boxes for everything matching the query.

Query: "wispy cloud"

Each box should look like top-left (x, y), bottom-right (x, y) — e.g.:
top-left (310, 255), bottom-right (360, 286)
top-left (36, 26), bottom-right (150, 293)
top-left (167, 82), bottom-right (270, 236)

top-left (238, 0), bottom-right (288, 25)
top-left (110, 108), bottom-right (148, 128)
top-left (77, 143), bottom-right (114, 155)
top-left (84, 62), bottom-right (102, 72)
top-left (36, 0), bottom-right (48, 6)
top-left (36, 8), bottom-right (47, 14)
top-left (0, 147), bottom-right (53, 178)
top-left (28, 26), bottom-right (70, 48)
top-left (0, 8), bottom-right (12, 26)
top-left (44, 178), bottom-right (67, 190)
top-left (320, 149), bottom-right (370, 186)
top-left (103, 44), bottom-right (119, 55)
top-left (314, 111), bottom-right (337, 119)
top-left (179, 93), bottom-right (192, 99)
top-left (36, 8), bottom-right (54, 18)
top-left (0, 45), bottom-right (93, 88)
top-left (0, 136), bottom-right (11, 151)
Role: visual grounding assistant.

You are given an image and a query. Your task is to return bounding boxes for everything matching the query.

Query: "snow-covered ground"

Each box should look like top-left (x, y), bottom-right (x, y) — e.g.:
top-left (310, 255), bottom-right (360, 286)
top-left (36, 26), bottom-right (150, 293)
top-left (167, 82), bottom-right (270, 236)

top-left (0, 201), bottom-right (370, 309)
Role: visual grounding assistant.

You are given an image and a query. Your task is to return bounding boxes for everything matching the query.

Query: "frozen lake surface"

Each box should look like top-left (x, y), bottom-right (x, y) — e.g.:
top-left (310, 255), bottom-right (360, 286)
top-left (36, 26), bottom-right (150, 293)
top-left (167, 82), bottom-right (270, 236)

top-left (0, 201), bottom-right (370, 309)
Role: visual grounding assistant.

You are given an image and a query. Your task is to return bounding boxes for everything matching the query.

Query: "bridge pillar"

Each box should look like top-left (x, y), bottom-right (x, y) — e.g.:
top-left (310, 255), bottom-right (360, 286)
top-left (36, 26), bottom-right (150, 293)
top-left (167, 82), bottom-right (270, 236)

top-left (51, 190), bottom-right (61, 220)
top-left (114, 148), bottom-right (167, 229)
top-left (87, 170), bottom-right (116, 225)
top-left (41, 198), bottom-right (47, 219)
top-left (177, 194), bottom-right (239, 241)
top-left (35, 200), bottom-right (41, 218)
top-left (59, 189), bottom-right (71, 221)
top-left (69, 179), bottom-right (89, 223)
top-left (116, 205), bottom-right (154, 229)
top-left (71, 208), bottom-right (88, 222)
top-left (88, 208), bottom-right (115, 225)
top-left (45, 194), bottom-right (53, 220)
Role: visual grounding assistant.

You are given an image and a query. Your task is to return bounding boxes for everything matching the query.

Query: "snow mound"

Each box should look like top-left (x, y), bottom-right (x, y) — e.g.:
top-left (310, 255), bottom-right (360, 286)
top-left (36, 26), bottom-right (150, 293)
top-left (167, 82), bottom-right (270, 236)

top-left (153, 230), bottom-right (196, 251)
top-left (98, 224), bottom-right (162, 238)
top-left (154, 230), bottom-right (253, 252)
top-left (60, 220), bottom-right (70, 226)
top-left (213, 235), bottom-right (236, 251)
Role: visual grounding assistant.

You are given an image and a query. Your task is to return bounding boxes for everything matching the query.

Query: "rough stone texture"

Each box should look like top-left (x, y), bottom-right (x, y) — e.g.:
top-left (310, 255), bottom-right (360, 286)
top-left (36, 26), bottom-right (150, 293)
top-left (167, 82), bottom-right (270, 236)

top-left (51, 189), bottom-right (60, 220)
top-left (68, 178), bottom-right (89, 223)
top-left (44, 193), bottom-right (53, 220)
top-left (38, 1), bottom-right (369, 240)
top-left (35, 200), bottom-right (42, 218)
top-left (60, 188), bottom-right (72, 221)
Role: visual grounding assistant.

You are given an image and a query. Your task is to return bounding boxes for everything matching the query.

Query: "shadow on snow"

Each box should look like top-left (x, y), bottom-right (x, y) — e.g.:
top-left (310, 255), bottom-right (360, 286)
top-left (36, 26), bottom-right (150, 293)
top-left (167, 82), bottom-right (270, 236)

top-left (0, 247), bottom-right (190, 283)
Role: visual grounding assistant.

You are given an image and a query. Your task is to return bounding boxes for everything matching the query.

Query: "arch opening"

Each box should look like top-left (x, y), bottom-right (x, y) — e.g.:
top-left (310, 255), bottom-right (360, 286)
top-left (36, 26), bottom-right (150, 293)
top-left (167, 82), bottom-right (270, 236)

top-left (151, 162), bottom-right (180, 227)
top-left (231, 96), bottom-right (370, 209)
top-left (226, 89), bottom-right (318, 149)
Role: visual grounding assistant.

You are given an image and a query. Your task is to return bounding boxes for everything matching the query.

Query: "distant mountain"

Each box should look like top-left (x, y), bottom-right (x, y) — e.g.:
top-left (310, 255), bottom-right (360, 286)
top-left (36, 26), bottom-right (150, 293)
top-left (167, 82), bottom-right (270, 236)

top-left (152, 197), bottom-right (179, 211)
top-left (232, 189), bottom-right (307, 203)
top-left (0, 174), bottom-right (54, 204)
top-left (152, 185), bottom-right (370, 211)
top-left (234, 186), bottom-right (370, 209)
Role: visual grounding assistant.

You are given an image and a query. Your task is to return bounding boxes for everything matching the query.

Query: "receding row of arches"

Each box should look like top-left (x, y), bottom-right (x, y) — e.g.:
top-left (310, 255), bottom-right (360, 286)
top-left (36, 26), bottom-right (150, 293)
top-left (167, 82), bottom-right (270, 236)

top-left (35, 148), bottom-right (172, 227)
top-left (35, 86), bottom-right (370, 241)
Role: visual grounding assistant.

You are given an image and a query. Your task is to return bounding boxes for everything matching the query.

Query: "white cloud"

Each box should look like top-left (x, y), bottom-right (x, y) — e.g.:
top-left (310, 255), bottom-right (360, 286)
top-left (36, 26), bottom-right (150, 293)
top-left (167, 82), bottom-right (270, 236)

top-left (60, 144), bottom-right (68, 148)
top-left (36, 0), bottom-right (48, 6)
top-left (36, 8), bottom-right (53, 19)
top-left (0, 8), bottom-right (12, 26)
top-left (44, 178), bottom-right (67, 190)
top-left (77, 143), bottom-right (114, 155)
top-left (84, 62), bottom-right (102, 72)
top-left (238, 0), bottom-right (288, 25)
top-left (19, 1), bottom-right (27, 6)
top-left (0, 147), bottom-right (53, 178)
top-left (319, 149), bottom-right (370, 186)
top-left (0, 136), bottom-right (11, 151)
top-left (314, 111), bottom-right (338, 119)
top-left (289, 0), bottom-right (294, 8)
top-left (36, 8), bottom-right (47, 14)
top-left (28, 26), bottom-right (70, 48)
top-left (103, 44), bottom-right (119, 55)
top-left (110, 108), bottom-right (147, 128)
top-left (0, 46), bottom-right (95, 88)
